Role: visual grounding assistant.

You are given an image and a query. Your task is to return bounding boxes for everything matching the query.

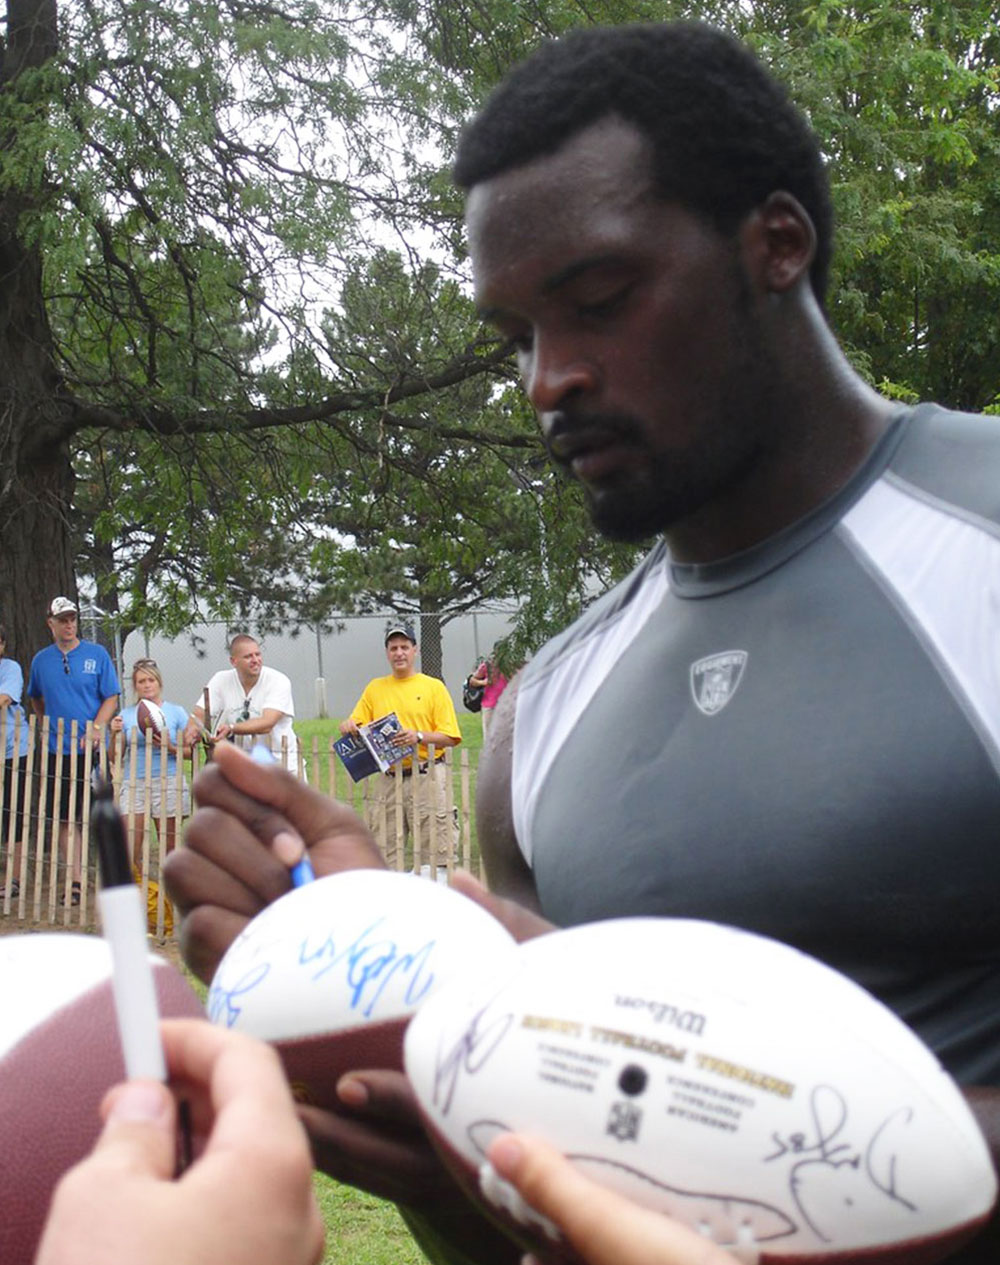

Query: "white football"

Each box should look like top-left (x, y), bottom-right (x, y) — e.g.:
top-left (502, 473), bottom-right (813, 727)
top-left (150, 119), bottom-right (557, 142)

top-left (207, 868), bottom-right (517, 1108)
top-left (404, 918), bottom-right (997, 1264)
top-left (0, 934), bottom-right (205, 1265)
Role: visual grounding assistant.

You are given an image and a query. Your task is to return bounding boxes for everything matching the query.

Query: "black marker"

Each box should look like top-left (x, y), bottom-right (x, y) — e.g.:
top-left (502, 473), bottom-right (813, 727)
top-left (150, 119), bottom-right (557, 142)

top-left (92, 776), bottom-right (167, 1081)
top-left (92, 776), bottom-right (193, 1172)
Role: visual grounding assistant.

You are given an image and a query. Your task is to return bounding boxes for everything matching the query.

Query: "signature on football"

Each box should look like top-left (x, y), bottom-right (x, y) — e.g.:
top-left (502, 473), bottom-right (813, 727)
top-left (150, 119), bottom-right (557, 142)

top-left (208, 960), bottom-right (271, 1027)
top-left (208, 917), bottom-right (440, 1025)
top-left (764, 1084), bottom-right (917, 1240)
top-left (299, 918), bottom-right (439, 1016)
top-left (433, 1002), bottom-right (514, 1114)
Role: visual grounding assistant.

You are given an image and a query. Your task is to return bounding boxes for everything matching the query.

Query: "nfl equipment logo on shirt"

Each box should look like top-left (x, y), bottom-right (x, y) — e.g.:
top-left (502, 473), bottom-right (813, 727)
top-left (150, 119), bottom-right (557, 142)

top-left (690, 650), bottom-right (748, 716)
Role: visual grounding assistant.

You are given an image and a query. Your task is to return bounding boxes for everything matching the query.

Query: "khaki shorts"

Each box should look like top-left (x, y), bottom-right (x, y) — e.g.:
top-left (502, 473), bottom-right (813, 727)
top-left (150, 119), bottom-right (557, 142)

top-left (119, 777), bottom-right (191, 818)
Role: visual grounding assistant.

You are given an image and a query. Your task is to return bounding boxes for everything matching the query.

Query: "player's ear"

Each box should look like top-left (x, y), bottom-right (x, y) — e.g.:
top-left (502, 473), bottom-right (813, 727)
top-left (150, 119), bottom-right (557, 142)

top-left (740, 191), bottom-right (815, 295)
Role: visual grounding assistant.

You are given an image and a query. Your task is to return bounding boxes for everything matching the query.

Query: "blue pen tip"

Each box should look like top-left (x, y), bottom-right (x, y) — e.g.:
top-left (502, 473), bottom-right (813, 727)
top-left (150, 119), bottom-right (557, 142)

top-left (290, 855), bottom-right (316, 887)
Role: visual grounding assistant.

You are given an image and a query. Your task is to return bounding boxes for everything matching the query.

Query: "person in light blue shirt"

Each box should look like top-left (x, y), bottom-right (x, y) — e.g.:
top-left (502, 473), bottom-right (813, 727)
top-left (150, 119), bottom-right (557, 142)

top-left (110, 658), bottom-right (191, 878)
top-left (0, 623), bottom-right (30, 899)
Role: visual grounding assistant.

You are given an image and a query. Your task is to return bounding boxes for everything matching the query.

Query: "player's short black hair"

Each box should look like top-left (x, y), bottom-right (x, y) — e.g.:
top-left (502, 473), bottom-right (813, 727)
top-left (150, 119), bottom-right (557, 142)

top-left (453, 21), bottom-right (833, 302)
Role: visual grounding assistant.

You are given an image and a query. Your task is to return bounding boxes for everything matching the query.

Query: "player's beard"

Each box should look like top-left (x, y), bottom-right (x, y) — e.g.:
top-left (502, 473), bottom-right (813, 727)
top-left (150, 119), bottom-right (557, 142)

top-left (582, 422), bottom-right (767, 543)
top-left (580, 279), bottom-right (781, 545)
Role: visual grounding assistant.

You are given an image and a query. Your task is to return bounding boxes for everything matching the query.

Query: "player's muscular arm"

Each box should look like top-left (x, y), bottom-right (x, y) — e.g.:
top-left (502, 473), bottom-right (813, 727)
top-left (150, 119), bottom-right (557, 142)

top-left (476, 675), bottom-right (545, 915)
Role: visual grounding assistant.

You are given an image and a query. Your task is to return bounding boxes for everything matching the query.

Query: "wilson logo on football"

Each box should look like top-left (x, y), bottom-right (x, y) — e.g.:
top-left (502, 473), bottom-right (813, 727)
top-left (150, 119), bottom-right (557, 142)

top-left (690, 650), bottom-right (748, 716)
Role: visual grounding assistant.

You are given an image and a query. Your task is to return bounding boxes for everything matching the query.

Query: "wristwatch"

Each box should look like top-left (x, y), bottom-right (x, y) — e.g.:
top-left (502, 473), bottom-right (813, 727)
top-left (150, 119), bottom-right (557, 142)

top-left (416, 731), bottom-right (423, 744)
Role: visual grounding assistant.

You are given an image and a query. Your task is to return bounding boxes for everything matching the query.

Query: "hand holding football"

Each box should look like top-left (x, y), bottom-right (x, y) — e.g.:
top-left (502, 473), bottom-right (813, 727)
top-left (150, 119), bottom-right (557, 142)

top-left (0, 934), bottom-right (205, 1265)
top-left (405, 917), bottom-right (997, 1264)
top-left (136, 699), bottom-right (166, 736)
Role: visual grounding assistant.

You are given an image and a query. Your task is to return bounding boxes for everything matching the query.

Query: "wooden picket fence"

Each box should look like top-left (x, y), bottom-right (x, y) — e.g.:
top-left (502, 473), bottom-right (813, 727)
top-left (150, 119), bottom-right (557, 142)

top-left (0, 711), bottom-right (481, 937)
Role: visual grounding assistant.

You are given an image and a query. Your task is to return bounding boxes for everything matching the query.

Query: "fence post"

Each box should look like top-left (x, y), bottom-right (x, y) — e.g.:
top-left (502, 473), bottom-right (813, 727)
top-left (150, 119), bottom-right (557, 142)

top-left (1, 723), bottom-right (493, 934)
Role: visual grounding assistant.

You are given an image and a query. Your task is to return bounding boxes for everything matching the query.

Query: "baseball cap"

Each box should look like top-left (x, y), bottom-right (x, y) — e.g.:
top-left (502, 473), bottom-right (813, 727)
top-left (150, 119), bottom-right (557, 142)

top-left (49, 597), bottom-right (78, 617)
top-left (384, 622), bottom-right (416, 645)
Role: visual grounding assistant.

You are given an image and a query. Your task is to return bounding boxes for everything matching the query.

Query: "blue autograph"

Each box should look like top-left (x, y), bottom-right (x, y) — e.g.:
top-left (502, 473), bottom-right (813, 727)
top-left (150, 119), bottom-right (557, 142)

top-left (207, 961), bottom-right (272, 1028)
top-left (299, 917), bottom-right (438, 1017)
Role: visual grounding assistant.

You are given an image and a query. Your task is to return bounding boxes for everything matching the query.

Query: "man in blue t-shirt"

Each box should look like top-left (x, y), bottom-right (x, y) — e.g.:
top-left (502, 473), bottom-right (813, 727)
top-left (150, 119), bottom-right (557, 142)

top-left (27, 596), bottom-right (120, 904)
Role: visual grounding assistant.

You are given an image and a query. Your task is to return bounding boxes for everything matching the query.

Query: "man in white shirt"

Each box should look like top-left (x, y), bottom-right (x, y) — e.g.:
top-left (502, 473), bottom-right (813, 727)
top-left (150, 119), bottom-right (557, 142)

top-left (185, 634), bottom-right (299, 771)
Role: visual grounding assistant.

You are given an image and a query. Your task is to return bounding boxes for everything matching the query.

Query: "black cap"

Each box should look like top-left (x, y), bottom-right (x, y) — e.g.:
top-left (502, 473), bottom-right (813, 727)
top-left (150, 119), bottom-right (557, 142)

top-left (384, 622), bottom-right (417, 645)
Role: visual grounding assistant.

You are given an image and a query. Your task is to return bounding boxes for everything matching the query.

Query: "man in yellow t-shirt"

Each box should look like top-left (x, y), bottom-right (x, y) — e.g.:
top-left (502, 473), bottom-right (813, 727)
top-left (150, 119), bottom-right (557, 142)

top-left (340, 623), bottom-right (461, 872)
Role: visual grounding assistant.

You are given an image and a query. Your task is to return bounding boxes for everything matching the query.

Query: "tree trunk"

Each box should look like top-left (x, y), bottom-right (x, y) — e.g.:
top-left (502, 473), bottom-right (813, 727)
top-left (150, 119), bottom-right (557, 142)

top-left (0, 0), bottom-right (76, 670)
top-left (419, 610), bottom-right (444, 681)
top-left (0, 198), bottom-right (77, 673)
top-left (0, 187), bottom-right (78, 670)
top-left (0, 223), bottom-right (77, 667)
top-left (0, 393), bottom-right (77, 673)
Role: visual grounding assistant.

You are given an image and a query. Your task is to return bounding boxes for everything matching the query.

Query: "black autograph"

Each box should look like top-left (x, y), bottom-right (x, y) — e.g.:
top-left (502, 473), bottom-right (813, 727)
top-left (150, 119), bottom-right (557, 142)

top-left (433, 1001), bottom-right (514, 1114)
top-left (765, 1084), bottom-right (917, 1241)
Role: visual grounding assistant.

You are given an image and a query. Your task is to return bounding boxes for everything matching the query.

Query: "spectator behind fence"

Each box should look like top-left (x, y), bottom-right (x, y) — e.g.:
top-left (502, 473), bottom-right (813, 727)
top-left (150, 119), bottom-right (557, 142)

top-left (109, 659), bottom-right (191, 879)
top-left (340, 622), bottom-right (461, 876)
top-left (184, 633), bottom-right (299, 771)
top-left (0, 622), bottom-right (30, 900)
top-left (27, 597), bottom-right (120, 906)
top-left (463, 650), bottom-right (510, 739)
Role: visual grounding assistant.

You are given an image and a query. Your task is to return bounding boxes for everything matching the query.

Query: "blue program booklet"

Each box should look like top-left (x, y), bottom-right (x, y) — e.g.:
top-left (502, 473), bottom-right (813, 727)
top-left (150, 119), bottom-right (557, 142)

top-left (333, 713), bottom-right (417, 781)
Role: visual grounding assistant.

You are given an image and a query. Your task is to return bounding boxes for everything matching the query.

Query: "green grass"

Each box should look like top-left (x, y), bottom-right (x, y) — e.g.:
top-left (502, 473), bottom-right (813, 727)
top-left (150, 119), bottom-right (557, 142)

top-left (314, 1175), bottom-right (426, 1265)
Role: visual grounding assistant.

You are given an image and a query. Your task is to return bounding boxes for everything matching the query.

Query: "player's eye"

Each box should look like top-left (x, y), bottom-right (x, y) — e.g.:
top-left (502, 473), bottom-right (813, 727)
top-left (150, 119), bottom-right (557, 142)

top-left (577, 286), bottom-right (630, 320)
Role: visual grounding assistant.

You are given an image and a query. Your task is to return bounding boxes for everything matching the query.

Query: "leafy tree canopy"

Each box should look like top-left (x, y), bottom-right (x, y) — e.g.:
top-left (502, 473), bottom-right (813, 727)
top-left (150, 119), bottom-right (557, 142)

top-left (1, 0), bottom-right (998, 671)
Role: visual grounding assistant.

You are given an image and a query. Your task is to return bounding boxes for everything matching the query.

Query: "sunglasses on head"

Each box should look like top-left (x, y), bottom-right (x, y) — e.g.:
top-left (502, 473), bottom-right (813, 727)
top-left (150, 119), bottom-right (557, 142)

top-left (133, 658), bottom-right (158, 671)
